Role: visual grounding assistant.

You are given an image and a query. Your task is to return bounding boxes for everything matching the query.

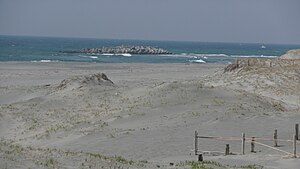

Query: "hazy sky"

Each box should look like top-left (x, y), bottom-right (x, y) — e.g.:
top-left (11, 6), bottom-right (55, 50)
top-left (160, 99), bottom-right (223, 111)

top-left (1, 0), bottom-right (300, 44)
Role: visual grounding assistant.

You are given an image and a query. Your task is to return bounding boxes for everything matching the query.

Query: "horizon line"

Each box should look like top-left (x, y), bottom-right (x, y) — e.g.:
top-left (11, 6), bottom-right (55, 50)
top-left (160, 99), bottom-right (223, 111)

top-left (1, 34), bottom-right (300, 46)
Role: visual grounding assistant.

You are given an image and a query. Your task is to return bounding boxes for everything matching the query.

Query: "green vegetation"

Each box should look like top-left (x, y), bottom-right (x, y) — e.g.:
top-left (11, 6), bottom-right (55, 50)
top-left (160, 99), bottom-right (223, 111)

top-left (176, 160), bottom-right (263, 169)
top-left (114, 155), bottom-right (134, 165)
top-left (240, 164), bottom-right (263, 169)
top-left (176, 161), bottom-right (224, 169)
top-left (0, 139), bottom-right (145, 168)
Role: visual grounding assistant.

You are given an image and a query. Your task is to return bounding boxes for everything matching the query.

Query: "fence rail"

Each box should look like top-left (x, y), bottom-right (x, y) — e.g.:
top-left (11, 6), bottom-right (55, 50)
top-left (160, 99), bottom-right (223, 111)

top-left (194, 124), bottom-right (300, 161)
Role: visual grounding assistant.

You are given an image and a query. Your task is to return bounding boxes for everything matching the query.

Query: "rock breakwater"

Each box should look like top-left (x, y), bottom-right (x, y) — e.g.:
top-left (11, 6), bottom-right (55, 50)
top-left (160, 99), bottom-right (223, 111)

top-left (63, 45), bottom-right (172, 55)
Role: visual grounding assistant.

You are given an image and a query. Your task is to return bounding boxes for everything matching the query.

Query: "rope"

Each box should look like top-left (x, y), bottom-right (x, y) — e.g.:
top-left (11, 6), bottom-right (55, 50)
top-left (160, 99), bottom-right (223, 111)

top-left (248, 140), bottom-right (296, 157)
top-left (251, 137), bottom-right (293, 142)
top-left (195, 134), bottom-right (300, 158)
top-left (197, 135), bottom-right (297, 143)
top-left (197, 136), bottom-right (241, 141)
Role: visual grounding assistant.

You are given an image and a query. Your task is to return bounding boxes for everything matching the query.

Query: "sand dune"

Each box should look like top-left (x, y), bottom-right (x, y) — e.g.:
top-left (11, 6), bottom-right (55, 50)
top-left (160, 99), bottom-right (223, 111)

top-left (217, 58), bottom-right (300, 111)
top-left (1, 62), bottom-right (300, 169)
top-left (56, 73), bottom-right (114, 91)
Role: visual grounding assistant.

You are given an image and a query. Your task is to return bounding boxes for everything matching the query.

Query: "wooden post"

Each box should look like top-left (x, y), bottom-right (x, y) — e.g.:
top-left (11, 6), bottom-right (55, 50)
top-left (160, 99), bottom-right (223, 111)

top-left (293, 134), bottom-right (297, 158)
top-left (195, 131), bottom-right (198, 155)
top-left (242, 133), bottom-right (245, 155)
top-left (247, 59), bottom-right (250, 66)
top-left (235, 59), bottom-right (239, 68)
top-left (274, 129), bottom-right (278, 147)
top-left (295, 124), bottom-right (299, 140)
top-left (198, 154), bottom-right (203, 162)
top-left (251, 137), bottom-right (255, 153)
top-left (225, 144), bottom-right (230, 155)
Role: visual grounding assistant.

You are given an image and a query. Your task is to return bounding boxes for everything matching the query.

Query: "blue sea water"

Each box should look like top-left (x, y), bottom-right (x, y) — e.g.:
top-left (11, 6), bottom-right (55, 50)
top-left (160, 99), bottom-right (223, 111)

top-left (1, 35), bottom-right (300, 64)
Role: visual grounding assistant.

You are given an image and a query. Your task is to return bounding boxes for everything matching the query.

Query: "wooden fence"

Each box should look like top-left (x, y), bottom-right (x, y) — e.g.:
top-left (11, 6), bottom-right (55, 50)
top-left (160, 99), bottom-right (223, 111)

top-left (194, 124), bottom-right (300, 161)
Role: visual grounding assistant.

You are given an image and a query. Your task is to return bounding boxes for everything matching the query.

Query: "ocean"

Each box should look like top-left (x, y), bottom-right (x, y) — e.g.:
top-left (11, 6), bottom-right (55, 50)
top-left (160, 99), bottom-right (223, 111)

top-left (1, 35), bottom-right (300, 64)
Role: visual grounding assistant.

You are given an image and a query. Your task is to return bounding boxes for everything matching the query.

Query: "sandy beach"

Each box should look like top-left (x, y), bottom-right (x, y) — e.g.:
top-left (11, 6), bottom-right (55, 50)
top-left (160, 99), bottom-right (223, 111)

top-left (1, 61), bottom-right (300, 169)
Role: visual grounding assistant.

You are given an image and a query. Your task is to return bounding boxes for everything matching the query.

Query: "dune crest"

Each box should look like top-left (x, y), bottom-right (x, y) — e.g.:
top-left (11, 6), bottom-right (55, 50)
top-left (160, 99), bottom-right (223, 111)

top-left (280, 49), bottom-right (300, 59)
top-left (218, 58), bottom-right (300, 111)
top-left (57, 73), bottom-right (114, 91)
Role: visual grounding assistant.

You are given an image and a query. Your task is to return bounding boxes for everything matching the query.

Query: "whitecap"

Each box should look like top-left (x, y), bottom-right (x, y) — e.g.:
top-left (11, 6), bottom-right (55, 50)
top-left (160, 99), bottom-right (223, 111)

top-left (121, 53), bottom-right (132, 57)
top-left (40, 60), bottom-right (52, 62)
top-left (189, 59), bottom-right (206, 63)
top-left (191, 53), bottom-right (228, 57)
top-left (31, 60), bottom-right (59, 63)
top-left (102, 53), bottom-right (114, 56)
top-left (160, 53), bottom-right (228, 58)
top-left (204, 54), bottom-right (228, 57)
top-left (231, 55), bottom-right (278, 58)
top-left (89, 56), bottom-right (98, 59)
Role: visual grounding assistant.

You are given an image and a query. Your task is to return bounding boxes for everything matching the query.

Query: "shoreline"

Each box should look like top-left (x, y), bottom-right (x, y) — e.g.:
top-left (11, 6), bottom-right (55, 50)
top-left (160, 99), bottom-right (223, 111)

top-left (0, 61), bottom-right (227, 69)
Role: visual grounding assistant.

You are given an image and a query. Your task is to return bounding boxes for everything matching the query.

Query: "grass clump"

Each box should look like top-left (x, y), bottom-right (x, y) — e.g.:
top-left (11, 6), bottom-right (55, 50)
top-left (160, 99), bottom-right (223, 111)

top-left (114, 155), bottom-right (134, 165)
top-left (176, 160), bottom-right (263, 169)
top-left (176, 160), bottom-right (224, 169)
top-left (240, 164), bottom-right (263, 169)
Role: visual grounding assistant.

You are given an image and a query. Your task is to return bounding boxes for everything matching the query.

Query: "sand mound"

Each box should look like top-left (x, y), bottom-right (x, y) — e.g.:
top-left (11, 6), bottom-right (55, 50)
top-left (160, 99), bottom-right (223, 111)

top-left (218, 58), bottom-right (300, 110)
top-left (224, 58), bottom-right (300, 73)
top-left (57, 73), bottom-right (114, 91)
top-left (280, 49), bottom-right (300, 59)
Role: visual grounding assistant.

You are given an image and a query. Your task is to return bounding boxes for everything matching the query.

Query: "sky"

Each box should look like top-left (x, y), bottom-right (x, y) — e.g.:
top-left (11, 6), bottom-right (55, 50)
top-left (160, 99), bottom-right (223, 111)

top-left (0, 0), bottom-right (300, 44)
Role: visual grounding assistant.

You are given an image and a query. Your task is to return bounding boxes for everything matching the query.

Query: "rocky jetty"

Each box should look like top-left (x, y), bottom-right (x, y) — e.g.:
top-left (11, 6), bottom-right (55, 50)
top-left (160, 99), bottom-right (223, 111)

top-left (63, 45), bottom-right (172, 55)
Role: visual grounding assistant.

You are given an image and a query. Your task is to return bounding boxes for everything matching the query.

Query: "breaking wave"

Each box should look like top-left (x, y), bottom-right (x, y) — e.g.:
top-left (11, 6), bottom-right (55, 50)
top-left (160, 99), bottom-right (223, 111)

top-left (230, 55), bottom-right (278, 58)
top-left (189, 59), bottom-right (206, 63)
top-left (31, 60), bottom-right (60, 63)
top-left (101, 53), bottom-right (132, 57)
